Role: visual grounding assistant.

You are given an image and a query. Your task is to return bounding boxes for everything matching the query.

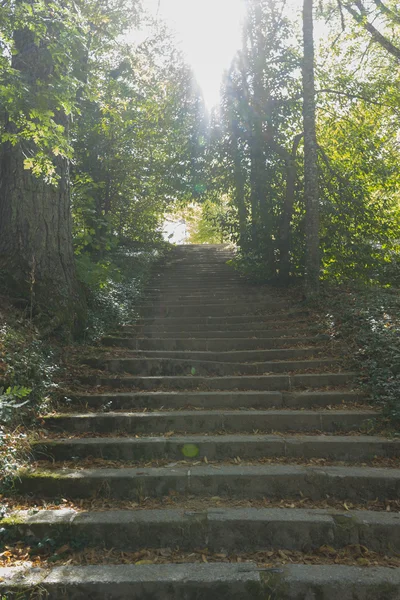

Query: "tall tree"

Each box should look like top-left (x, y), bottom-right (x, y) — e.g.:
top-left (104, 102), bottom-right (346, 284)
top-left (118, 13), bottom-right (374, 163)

top-left (302, 0), bottom-right (320, 294)
top-left (0, 0), bottom-right (140, 331)
top-left (0, 1), bottom-right (85, 331)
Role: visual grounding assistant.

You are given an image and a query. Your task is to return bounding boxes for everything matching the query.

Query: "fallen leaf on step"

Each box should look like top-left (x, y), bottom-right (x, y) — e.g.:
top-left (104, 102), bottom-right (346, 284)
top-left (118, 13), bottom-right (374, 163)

top-left (55, 545), bottom-right (71, 555)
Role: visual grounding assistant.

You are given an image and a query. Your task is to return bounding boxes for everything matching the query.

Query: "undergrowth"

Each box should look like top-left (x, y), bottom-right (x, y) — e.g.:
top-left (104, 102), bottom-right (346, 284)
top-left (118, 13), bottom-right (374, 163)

top-left (0, 306), bottom-right (57, 488)
top-left (0, 241), bottom-right (170, 494)
top-left (77, 242), bottom-right (171, 342)
top-left (315, 283), bottom-right (400, 430)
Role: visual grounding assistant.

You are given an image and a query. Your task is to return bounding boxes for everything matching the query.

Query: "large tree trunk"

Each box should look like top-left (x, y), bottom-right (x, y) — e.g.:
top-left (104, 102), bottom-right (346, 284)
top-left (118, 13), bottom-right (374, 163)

top-left (0, 18), bottom-right (85, 333)
top-left (302, 0), bottom-right (320, 295)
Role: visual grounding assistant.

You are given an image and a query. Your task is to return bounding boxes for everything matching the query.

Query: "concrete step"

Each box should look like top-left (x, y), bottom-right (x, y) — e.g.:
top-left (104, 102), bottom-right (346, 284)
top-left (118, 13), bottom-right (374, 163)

top-left (16, 464), bottom-right (400, 501)
top-left (142, 298), bottom-right (280, 307)
top-left (95, 348), bottom-right (327, 363)
top-left (69, 391), bottom-right (364, 411)
top-left (133, 311), bottom-right (311, 326)
top-left (137, 303), bottom-right (288, 318)
top-left (2, 564), bottom-right (400, 600)
top-left (33, 434), bottom-right (399, 462)
top-left (149, 278), bottom-right (245, 285)
top-left (132, 328), bottom-right (311, 339)
top-left (102, 336), bottom-right (322, 351)
top-left (142, 288), bottom-right (284, 297)
top-left (84, 357), bottom-right (338, 377)
top-left (42, 410), bottom-right (376, 435)
top-left (145, 284), bottom-right (253, 291)
top-left (141, 292), bottom-right (285, 303)
top-left (156, 255), bottom-right (234, 260)
top-left (4, 507), bottom-right (400, 554)
top-left (3, 563), bottom-right (399, 600)
top-left (150, 270), bottom-right (237, 277)
top-left (133, 321), bottom-right (311, 333)
top-left (81, 372), bottom-right (357, 391)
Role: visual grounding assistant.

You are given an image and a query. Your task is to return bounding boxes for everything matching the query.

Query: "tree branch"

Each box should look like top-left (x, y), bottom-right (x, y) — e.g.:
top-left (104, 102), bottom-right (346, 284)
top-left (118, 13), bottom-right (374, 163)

top-left (316, 87), bottom-right (385, 106)
top-left (344, 1), bottom-right (400, 60)
top-left (372, 0), bottom-right (400, 25)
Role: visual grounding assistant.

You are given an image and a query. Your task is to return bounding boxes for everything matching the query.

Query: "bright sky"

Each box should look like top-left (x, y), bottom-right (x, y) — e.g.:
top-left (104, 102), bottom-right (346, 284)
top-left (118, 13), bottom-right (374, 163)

top-left (142, 0), bottom-right (247, 109)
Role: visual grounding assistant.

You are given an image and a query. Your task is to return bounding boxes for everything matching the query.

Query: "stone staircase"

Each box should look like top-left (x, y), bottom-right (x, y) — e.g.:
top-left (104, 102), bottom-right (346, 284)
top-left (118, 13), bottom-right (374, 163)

top-left (2, 244), bottom-right (400, 599)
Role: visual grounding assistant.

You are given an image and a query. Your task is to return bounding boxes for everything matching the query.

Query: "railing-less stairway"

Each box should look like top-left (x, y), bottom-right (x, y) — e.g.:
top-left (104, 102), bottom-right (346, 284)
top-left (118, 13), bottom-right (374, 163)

top-left (2, 244), bottom-right (400, 599)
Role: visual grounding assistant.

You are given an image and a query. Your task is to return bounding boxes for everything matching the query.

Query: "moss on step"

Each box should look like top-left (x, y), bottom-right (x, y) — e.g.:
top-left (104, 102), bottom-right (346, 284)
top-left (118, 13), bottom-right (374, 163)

top-left (16, 469), bottom-right (64, 480)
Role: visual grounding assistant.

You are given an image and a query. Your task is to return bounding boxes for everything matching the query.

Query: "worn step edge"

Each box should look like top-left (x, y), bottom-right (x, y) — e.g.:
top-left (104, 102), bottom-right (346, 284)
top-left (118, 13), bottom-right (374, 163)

top-left (101, 337), bottom-right (328, 351)
top-left (134, 312), bottom-right (310, 323)
top-left (68, 391), bottom-right (365, 410)
top-left (80, 372), bottom-right (357, 391)
top-left (133, 325), bottom-right (312, 334)
top-left (1, 563), bottom-right (400, 600)
top-left (127, 329), bottom-right (313, 339)
top-left (95, 348), bottom-right (328, 363)
top-left (16, 464), bottom-right (400, 501)
top-left (84, 358), bottom-right (338, 377)
top-left (42, 409), bottom-right (377, 435)
top-left (138, 308), bottom-right (291, 318)
top-left (32, 434), bottom-right (399, 462)
top-left (4, 507), bottom-right (400, 554)
top-left (136, 298), bottom-right (288, 306)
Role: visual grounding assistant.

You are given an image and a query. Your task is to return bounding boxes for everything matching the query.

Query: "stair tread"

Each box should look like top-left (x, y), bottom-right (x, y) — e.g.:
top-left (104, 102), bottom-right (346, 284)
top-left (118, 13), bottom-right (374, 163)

top-left (36, 433), bottom-right (390, 443)
top-left (22, 463), bottom-right (400, 476)
top-left (44, 409), bottom-right (377, 418)
top-left (7, 244), bottom-right (389, 585)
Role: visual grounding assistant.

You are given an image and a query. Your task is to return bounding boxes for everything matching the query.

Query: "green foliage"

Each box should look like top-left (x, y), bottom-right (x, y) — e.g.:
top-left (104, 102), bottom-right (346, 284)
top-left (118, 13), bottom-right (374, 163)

top-left (71, 31), bottom-right (207, 254)
top-left (0, 313), bottom-right (57, 488)
top-left (0, 324), bottom-right (57, 417)
top-left (173, 200), bottom-right (230, 244)
top-left (201, 0), bottom-right (400, 288)
top-left (77, 243), bottom-right (171, 342)
top-left (202, 0), bottom-right (303, 278)
top-left (318, 285), bottom-right (400, 428)
top-left (0, 0), bottom-right (141, 181)
top-left (229, 247), bottom-right (275, 283)
top-left (0, 386), bottom-right (32, 424)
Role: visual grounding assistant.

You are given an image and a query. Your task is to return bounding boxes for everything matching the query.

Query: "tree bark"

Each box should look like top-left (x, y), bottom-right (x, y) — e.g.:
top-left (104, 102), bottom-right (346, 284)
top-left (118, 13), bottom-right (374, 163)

top-left (302, 0), bottom-right (320, 295)
top-left (231, 125), bottom-right (247, 239)
top-left (249, 130), bottom-right (264, 243)
top-left (269, 134), bottom-right (303, 284)
top-left (0, 17), bottom-right (85, 333)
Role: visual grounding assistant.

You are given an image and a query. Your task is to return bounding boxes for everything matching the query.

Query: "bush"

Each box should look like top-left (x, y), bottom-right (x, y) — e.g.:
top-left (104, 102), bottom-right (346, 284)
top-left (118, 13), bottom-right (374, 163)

top-left (0, 323), bottom-right (57, 424)
top-left (0, 315), bottom-right (58, 489)
top-left (316, 284), bottom-right (400, 429)
top-left (76, 242), bottom-right (171, 342)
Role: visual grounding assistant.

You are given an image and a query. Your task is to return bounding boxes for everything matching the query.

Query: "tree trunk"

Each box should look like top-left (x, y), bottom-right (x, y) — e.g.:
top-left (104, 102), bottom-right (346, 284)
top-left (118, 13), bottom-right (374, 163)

top-left (271, 134), bottom-right (303, 284)
top-left (231, 126), bottom-right (247, 240)
top-left (249, 131), bottom-right (263, 243)
top-left (0, 18), bottom-right (85, 333)
top-left (302, 0), bottom-right (320, 295)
